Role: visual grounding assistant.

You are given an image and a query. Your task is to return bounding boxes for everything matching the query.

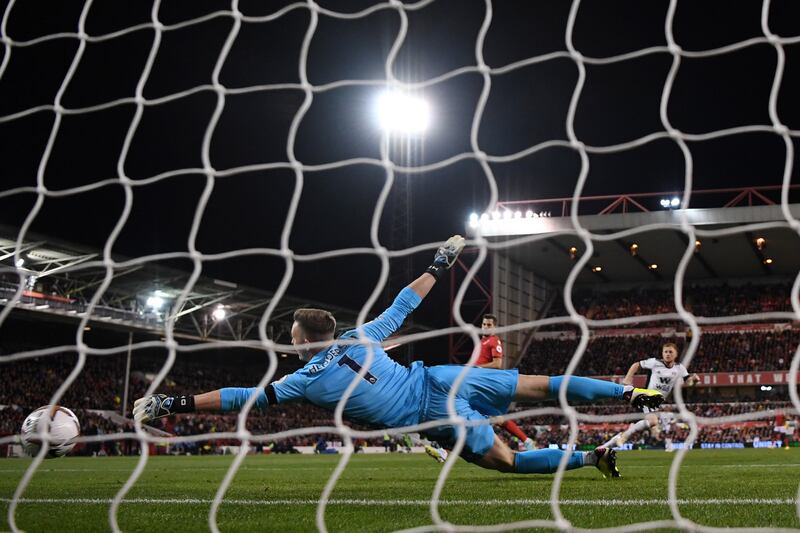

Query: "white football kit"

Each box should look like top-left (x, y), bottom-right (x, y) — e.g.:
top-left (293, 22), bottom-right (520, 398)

top-left (639, 357), bottom-right (689, 427)
top-left (639, 357), bottom-right (689, 398)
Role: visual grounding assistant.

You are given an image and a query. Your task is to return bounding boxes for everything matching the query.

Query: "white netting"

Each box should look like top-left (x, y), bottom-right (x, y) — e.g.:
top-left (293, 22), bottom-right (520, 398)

top-left (0, 0), bottom-right (799, 532)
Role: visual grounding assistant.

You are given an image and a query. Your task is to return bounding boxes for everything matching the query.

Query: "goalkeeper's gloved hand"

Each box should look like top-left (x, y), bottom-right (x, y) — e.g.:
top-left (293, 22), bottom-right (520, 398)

top-left (425, 235), bottom-right (466, 280)
top-left (133, 393), bottom-right (194, 423)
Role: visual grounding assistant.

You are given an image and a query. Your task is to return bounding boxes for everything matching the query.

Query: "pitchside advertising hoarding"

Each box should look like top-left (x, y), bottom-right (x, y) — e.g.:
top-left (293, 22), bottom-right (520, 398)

top-left (600, 371), bottom-right (800, 387)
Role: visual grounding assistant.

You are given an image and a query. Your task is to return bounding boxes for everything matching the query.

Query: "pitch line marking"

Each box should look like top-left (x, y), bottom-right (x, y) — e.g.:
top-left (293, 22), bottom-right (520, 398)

top-left (1, 497), bottom-right (797, 507)
top-left (3, 464), bottom-right (800, 473)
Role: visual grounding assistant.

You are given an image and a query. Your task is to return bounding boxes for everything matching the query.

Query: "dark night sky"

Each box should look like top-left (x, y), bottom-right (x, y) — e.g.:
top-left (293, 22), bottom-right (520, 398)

top-left (1, 0), bottom-right (799, 344)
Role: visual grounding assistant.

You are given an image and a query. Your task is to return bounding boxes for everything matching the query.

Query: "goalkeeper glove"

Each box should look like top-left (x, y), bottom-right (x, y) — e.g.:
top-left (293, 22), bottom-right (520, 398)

top-left (425, 235), bottom-right (466, 280)
top-left (133, 394), bottom-right (194, 423)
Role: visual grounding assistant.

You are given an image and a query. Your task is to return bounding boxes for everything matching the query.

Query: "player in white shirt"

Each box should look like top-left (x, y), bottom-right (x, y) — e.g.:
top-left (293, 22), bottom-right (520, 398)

top-left (603, 342), bottom-right (700, 451)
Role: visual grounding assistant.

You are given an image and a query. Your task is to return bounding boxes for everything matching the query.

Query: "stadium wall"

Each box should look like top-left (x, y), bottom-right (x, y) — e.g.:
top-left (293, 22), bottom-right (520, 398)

top-left (491, 252), bottom-right (552, 364)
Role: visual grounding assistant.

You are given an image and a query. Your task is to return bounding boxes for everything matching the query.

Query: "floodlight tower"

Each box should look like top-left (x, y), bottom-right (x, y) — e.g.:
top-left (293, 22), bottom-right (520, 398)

top-left (375, 86), bottom-right (430, 363)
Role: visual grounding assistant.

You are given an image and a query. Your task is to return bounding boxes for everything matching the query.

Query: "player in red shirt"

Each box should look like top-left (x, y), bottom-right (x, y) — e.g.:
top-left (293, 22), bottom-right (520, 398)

top-left (478, 314), bottom-right (535, 451)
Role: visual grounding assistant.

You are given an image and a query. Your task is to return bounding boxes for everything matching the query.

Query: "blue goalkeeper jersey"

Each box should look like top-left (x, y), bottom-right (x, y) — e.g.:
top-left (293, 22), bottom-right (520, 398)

top-left (269, 287), bottom-right (427, 428)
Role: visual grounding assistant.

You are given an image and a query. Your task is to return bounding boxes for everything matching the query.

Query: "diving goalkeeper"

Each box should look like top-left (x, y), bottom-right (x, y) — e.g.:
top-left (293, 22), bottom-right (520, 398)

top-left (134, 236), bottom-right (663, 478)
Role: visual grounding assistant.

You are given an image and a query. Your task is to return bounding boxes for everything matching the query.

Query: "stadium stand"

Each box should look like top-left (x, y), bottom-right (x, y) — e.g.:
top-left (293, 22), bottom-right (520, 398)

top-left (3, 281), bottom-right (798, 455)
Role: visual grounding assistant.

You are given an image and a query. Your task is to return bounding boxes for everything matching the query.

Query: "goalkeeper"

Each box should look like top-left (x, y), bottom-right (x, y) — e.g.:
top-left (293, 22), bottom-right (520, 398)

top-left (135, 236), bottom-right (663, 478)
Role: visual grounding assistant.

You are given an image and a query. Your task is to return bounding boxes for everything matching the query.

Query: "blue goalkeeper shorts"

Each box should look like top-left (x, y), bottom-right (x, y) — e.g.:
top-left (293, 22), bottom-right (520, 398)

top-left (419, 365), bottom-right (519, 462)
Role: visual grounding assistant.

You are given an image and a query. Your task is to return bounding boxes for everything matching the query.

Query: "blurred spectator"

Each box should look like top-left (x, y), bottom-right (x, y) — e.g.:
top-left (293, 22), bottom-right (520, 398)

top-left (543, 282), bottom-right (792, 328)
top-left (521, 329), bottom-right (799, 375)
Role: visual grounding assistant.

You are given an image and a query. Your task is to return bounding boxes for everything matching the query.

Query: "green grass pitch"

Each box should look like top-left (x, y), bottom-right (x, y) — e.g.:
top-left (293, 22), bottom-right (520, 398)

top-left (2, 449), bottom-right (799, 532)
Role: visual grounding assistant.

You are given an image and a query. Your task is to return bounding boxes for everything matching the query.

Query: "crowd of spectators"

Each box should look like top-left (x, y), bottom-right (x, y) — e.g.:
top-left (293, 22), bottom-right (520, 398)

top-left (0, 405), bottom-right (139, 456)
top-left (507, 401), bottom-right (793, 426)
top-left (536, 422), bottom-right (785, 449)
top-left (0, 352), bottom-right (311, 453)
top-left (544, 282), bottom-right (792, 327)
top-left (1, 335), bottom-right (796, 445)
top-left (506, 401), bottom-right (797, 449)
top-left (0, 352), bottom-right (386, 452)
top-left (0, 352), bottom-right (277, 412)
top-left (153, 403), bottom-right (374, 448)
top-left (521, 329), bottom-right (799, 376)
top-left (4, 394), bottom-right (794, 456)
top-left (2, 279), bottom-right (797, 455)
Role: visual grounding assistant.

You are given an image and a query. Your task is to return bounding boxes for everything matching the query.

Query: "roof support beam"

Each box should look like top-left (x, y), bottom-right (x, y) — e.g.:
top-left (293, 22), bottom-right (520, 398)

top-left (0, 241), bottom-right (46, 262)
top-left (170, 291), bottom-right (237, 320)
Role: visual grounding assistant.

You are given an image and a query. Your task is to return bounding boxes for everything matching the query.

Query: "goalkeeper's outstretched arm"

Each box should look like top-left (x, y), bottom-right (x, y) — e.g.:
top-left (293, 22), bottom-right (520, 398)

top-left (134, 236), bottom-right (466, 423)
top-left (133, 387), bottom-right (267, 424)
top-left (354, 235), bottom-right (466, 342)
top-left (406, 234), bottom-right (465, 299)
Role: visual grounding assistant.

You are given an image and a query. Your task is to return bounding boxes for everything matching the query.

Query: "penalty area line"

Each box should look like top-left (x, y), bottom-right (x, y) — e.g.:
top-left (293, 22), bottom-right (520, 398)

top-left (1, 498), bottom-right (797, 507)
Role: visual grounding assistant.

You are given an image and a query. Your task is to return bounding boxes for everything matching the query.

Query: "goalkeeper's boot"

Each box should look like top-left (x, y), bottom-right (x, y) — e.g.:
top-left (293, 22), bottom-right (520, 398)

top-left (133, 394), bottom-right (176, 423)
top-left (593, 447), bottom-right (621, 479)
top-left (425, 445), bottom-right (447, 463)
top-left (624, 387), bottom-right (664, 409)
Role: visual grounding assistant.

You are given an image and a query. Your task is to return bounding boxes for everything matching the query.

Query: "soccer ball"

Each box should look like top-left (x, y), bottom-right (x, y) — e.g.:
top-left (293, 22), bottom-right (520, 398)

top-left (20, 406), bottom-right (81, 458)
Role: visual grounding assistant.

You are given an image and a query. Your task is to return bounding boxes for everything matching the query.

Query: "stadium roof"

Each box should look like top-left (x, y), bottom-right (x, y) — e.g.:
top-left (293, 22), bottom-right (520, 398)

top-left (0, 225), bottom-right (431, 344)
top-left (474, 203), bottom-right (800, 285)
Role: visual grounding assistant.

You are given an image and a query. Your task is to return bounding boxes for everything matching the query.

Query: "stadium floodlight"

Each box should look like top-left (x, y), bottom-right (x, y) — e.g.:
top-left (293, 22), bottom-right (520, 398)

top-left (212, 305), bottom-right (227, 321)
top-left (468, 213), bottom-right (479, 228)
top-left (514, 211), bottom-right (522, 218)
top-left (649, 263), bottom-right (658, 270)
top-left (503, 210), bottom-right (512, 220)
top-left (761, 385), bottom-right (773, 391)
top-left (491, 211), bottom-right (500, 220)
top-left (146, 295), bottom-right (165, 310)
top-left (764, 258), bottom-right (774, 265)
top-left (659, 197), bottom-right (681, 209)
top-left (629, 243), bottom-right (639, 256)
top-left (525, 210), bottom-right (534, 218)
top-left (14, 258), bottom-right (24, 267)
top-left (591, 265), bottom-right (602, 273)
top-left (755, 236), bottom-right (766, 250)
top-left (375, 90), bottom-right (430, 134)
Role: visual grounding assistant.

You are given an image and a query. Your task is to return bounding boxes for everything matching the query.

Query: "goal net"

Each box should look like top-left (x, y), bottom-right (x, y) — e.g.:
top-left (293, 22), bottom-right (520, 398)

top-left (1, 0), bottom-right (799, 531)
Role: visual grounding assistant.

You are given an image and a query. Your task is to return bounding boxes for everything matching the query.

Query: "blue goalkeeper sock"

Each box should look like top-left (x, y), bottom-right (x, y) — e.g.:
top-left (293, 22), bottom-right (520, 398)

top-left (513, 448), bottom-right (584, 474)
top-left (548, 376), bottom-right (624, 401)
top-left (219, 387), bottom-right (268, 411)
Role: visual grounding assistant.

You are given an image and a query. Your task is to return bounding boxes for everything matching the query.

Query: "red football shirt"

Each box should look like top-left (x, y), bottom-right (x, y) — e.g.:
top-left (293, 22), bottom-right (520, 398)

top-left (477, 335), bottom-right (503, 365)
